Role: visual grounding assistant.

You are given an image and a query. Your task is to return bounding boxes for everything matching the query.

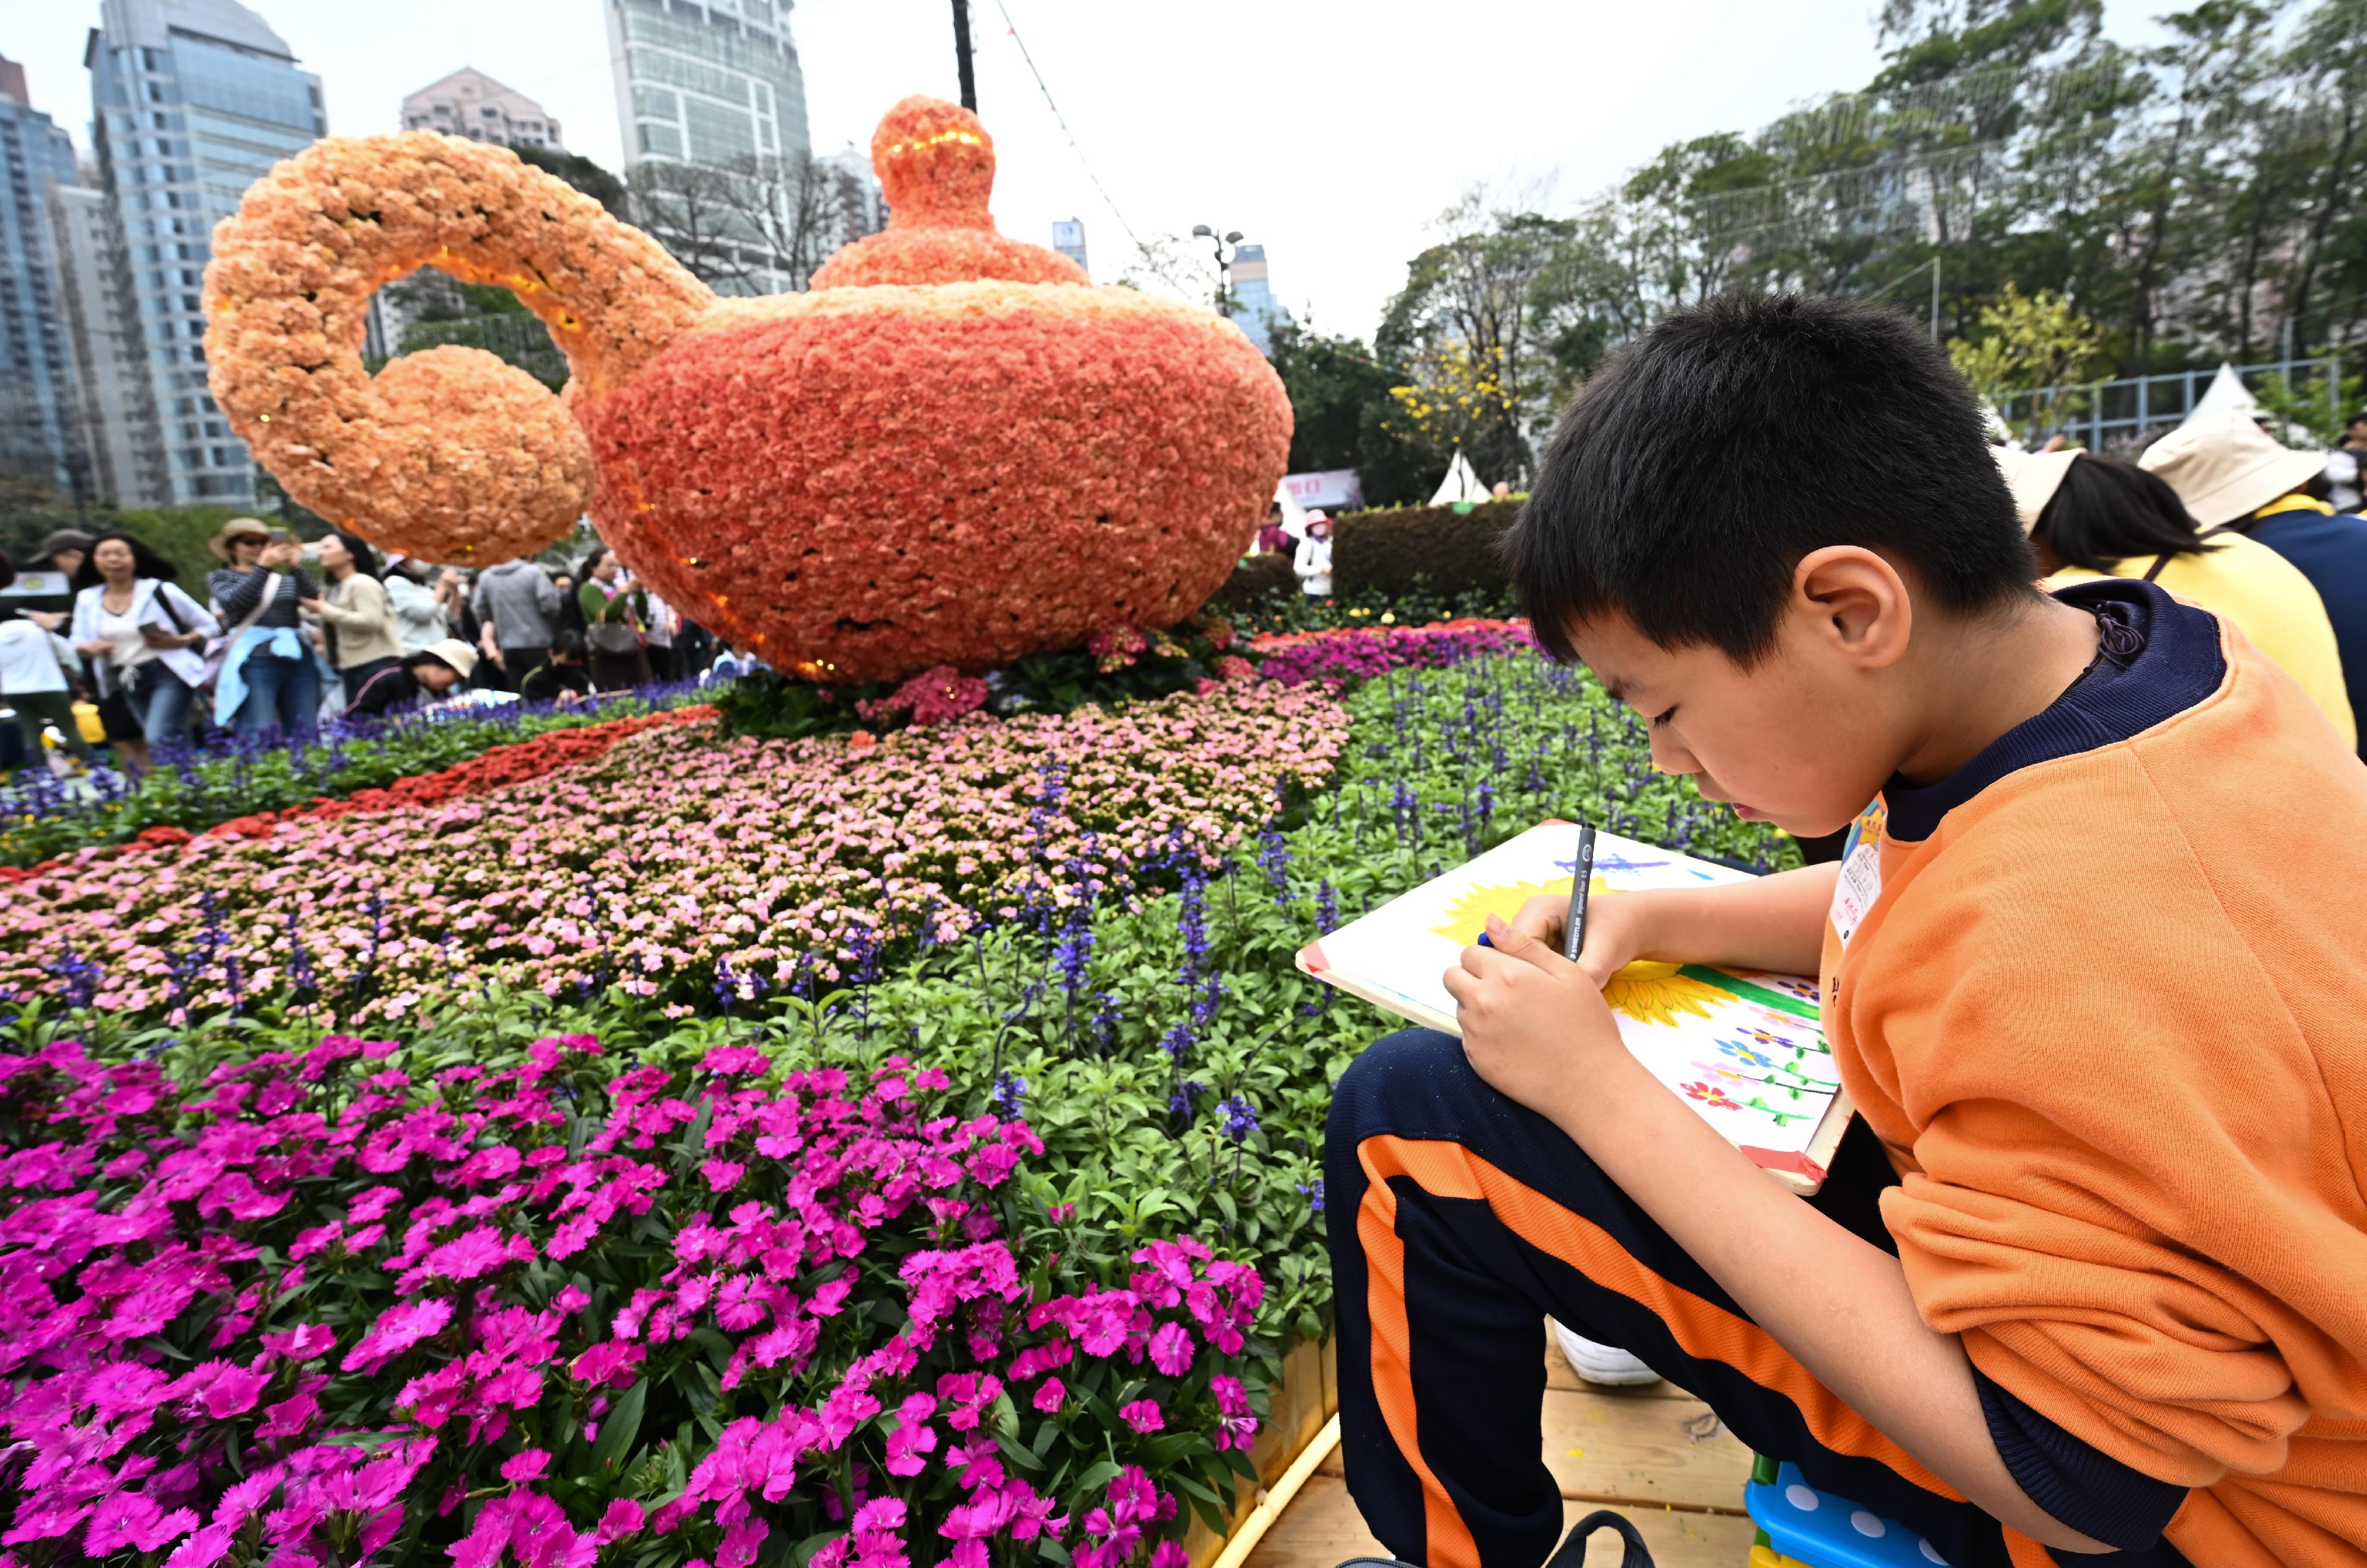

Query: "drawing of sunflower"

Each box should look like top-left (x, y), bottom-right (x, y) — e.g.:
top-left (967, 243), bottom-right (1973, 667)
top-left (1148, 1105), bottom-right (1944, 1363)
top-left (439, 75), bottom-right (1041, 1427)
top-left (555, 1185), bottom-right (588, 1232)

top-left (1601, 960), bottom-right (1731, 1027)
top-left (1429, 876), bottom-right (1610, 947)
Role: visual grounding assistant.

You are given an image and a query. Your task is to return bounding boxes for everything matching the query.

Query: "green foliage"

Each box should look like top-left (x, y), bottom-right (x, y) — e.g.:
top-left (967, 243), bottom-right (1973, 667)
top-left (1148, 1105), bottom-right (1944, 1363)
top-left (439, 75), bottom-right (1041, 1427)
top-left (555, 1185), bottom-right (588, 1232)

top-left (2254, 360), bottom-right (2366, 447)
top-left (711, 623), bottom-right (1250, 740)
top-left (1949, 283), bottom-right (2107, 439)
top-left (507, 143), bottom-right (630, 215)
top-left (1262, 318), bottom-right (1438, 506)
top-left (1206, 504), bottom-right (1525, 637)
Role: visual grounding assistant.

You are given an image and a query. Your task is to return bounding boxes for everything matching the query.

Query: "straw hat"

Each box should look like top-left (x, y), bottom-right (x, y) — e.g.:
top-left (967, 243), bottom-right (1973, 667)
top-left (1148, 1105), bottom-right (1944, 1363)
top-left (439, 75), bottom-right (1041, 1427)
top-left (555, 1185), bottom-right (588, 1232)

top-left (2139, 409), bottom-right (2327, 528)
top-left (410, 638), bottom-right (479, 679)
top-left (1990, 445), bottom-right (2081, 534)
top-left (208, 516), bottom-right (275, 563)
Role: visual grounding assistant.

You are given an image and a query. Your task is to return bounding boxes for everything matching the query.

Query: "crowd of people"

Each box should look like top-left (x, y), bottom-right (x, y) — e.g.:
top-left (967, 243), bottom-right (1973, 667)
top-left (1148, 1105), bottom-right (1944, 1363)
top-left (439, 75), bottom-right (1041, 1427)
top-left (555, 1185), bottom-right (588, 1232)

top-left (0, 520), bottom-right (747, 776)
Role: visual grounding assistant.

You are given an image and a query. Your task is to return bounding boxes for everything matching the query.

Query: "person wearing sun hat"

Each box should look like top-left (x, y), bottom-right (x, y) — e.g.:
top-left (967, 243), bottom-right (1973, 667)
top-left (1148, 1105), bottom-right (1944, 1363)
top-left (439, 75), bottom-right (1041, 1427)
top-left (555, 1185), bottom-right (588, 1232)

top-left (1997, 441), bottom-right (2355, 747)
top-left (2142, 409), bottom-right (2367, 755)
top-left (206, 515), bottom-right (324, 746)
top-left (341, 637), bottom-right (478, 720)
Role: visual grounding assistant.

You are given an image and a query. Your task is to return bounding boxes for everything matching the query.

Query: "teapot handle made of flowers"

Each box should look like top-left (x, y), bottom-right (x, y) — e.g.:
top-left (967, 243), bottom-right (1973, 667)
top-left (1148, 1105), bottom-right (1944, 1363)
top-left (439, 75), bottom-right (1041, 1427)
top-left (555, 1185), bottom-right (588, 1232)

top-left (203, 133), bottom-right (720, 567)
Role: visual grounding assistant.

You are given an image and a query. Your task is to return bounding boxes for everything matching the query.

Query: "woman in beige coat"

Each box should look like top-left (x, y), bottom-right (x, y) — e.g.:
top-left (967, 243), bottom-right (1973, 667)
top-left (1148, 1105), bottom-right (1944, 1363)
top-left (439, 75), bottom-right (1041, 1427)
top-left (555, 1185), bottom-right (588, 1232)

top-left (302, 533), bottom-right (402, 707)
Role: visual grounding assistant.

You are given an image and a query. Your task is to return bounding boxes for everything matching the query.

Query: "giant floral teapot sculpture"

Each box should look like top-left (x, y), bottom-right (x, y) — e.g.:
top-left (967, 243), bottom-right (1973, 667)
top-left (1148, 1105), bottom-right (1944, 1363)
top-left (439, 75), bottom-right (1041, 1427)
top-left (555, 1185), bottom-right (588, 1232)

top-left (204, 96), bottom-right (1291, 682)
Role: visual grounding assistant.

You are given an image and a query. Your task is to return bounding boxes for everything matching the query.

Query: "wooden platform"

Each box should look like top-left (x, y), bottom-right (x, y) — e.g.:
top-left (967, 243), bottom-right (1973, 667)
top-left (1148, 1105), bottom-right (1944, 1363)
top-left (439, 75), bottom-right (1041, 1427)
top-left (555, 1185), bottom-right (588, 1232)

top-left (1246, 1328), bottom-right (1756, 1568)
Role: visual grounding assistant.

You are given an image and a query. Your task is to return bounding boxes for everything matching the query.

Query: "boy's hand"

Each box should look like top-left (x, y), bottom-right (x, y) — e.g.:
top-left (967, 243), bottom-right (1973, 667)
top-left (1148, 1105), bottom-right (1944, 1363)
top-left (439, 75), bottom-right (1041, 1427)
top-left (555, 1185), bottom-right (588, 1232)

top-left (1506, 890), bottom-right (1655, 988)
top-left (1443, 914), bottom-right (1632, 1121)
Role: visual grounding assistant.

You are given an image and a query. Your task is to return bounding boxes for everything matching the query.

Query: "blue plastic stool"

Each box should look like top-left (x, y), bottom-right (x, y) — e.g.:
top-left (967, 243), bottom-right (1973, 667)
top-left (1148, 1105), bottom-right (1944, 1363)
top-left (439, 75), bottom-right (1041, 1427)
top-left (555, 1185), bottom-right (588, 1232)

top-left (1746, 1457), bottom-right (1953, 1567)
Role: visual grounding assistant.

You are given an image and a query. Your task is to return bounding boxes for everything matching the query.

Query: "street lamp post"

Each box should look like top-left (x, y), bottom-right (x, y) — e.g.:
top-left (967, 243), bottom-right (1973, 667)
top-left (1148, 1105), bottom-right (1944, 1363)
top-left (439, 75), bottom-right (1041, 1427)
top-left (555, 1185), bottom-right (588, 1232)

top-left (1191, 224), bottom-right (1244, 318)
top-left (950, 0), bottom-right (977, 112)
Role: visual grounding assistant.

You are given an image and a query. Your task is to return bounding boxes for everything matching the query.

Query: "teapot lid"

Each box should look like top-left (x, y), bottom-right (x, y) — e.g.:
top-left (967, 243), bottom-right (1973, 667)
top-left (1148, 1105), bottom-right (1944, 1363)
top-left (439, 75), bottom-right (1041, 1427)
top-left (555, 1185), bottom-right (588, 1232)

top-left (810, 96), bottom-right (1088, 289)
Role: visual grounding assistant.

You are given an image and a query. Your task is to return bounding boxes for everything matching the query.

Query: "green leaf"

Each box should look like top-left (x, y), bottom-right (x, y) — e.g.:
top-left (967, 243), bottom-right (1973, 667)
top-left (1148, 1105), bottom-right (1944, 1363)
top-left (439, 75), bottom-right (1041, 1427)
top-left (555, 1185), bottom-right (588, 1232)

top-left (1075, 1459), bottom-right (1123, 1493)
top-left (588, 1378), bottom-right (647, 1475)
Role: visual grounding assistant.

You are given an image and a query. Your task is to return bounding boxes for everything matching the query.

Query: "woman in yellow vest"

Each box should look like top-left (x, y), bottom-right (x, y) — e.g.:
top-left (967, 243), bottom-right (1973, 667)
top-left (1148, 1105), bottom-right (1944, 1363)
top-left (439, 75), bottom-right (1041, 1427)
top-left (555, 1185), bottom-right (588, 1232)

top-left (1997, 446), bottom-right (2356, 747)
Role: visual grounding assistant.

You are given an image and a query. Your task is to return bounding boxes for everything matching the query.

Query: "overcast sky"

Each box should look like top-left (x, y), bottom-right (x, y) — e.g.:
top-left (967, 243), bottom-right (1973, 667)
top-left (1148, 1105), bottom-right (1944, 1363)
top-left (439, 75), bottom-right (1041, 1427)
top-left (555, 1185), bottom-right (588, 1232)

top-left (6, 1), bottom-right (2167, 337)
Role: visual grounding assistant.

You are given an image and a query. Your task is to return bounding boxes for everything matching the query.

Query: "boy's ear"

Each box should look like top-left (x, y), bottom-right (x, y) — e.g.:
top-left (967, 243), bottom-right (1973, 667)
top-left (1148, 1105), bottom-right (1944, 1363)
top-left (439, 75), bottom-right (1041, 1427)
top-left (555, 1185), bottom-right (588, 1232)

top-left (1792, 546), bottom-right (1912, 671)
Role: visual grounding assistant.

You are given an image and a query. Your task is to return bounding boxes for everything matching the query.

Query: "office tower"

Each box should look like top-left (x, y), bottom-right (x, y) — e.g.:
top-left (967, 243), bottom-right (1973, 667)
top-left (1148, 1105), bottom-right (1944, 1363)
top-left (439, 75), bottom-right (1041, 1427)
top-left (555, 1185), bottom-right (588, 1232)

top-left (607, 0), bottom-right (811, 170)
top-left (0, 55), bottom-right (86, 495)
top-left (1227, 242), bottom-right (1288, 357)
top-left (608, 0), bottom-right (845, 293)
top-left (1052, 218), bottom-right (1088, 279)
top-left (50, 181), bottom-right (171, 506)
top-left (401, 68), bottom-right (564, 151)
top-left (88, 0), bottom-right (325, 504)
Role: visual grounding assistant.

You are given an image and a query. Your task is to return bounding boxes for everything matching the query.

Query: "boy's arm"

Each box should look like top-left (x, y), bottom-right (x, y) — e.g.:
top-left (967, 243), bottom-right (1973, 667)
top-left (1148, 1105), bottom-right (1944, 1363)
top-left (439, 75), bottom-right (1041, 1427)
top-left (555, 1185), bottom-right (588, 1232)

top-left (1444, 922), bottom-right (2116, 1555)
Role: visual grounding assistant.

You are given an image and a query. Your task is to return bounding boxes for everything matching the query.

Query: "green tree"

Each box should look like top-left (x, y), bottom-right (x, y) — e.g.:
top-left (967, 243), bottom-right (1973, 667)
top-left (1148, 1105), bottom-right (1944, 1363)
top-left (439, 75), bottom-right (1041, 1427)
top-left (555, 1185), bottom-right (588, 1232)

top-left (1948, 282), bottom-right (2105, 437)
top-left (1260, 319), bottom-right (1437, 506)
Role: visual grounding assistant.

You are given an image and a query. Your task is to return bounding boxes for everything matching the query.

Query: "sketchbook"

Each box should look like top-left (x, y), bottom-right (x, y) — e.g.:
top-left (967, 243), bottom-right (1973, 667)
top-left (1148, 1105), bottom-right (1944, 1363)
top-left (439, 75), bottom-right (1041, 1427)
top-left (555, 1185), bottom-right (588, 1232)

top-left (1297, 821), bottom-right (1852, 1195)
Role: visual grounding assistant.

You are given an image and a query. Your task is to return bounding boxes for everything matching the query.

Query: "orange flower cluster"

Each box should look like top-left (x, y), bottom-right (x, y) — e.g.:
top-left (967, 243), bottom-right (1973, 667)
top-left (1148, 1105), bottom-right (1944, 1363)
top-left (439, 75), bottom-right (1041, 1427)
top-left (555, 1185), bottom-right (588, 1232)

top-left (203, 133), bottom-right (711, 563)
top-left (809, 96), bottom-right (1086, 289)
top-left (582, 96), bottom-right (1291, 682)
top-left (206, 99), bottom-right (1288, 679)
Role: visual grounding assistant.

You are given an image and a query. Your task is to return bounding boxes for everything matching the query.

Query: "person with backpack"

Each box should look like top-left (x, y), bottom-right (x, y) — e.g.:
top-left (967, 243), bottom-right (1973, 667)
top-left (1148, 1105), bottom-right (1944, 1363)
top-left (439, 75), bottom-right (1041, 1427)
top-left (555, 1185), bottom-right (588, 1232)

top-left (69, 531), bottom-right (218, 772)
top-left (205, 517), bottom-right (322, 748)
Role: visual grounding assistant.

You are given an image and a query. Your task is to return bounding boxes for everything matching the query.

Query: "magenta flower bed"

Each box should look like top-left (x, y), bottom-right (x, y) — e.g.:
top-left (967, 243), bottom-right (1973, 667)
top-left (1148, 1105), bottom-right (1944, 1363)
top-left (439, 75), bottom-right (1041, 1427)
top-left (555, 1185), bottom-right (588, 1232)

top-left (0, 1034), bottom-right (1266, 1567)
top-left (1253, 619), bottom-right (1533, 687)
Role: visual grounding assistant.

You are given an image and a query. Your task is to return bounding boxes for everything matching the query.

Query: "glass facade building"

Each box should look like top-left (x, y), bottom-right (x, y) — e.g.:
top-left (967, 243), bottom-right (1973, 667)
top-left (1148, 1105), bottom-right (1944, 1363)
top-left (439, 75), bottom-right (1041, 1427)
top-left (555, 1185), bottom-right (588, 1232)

top-left (607, 0), bottom-right (811, 169)
top-left (0, 62), bottom-right (86, 494)
top-left (88, 0), bottom-right (324, 504)
top-left (1227, 243), bottom-right (1287, 357)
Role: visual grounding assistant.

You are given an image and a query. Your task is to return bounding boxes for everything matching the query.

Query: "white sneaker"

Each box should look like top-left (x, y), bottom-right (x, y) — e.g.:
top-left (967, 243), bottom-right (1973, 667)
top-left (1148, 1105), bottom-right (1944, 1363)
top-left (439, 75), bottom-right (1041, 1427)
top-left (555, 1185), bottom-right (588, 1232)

top-left (1552, 1319), bottom-right (1661, 1387)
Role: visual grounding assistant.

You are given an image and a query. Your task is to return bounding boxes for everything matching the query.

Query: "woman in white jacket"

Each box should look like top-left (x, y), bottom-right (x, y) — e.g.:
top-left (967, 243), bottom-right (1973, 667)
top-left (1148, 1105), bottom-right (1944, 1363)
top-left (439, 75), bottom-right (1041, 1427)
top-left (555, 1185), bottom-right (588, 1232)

top-left (69, 531), bottom-right (218, 771)
top-left (1294, 511), bottom-right (1334, 597)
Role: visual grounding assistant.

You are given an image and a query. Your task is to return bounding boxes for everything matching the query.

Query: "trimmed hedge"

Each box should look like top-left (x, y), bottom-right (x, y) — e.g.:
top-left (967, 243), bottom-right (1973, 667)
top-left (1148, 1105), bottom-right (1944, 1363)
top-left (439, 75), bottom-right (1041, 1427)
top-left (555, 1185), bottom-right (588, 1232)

top-left (1207, 499), bottom-right (1523, 617)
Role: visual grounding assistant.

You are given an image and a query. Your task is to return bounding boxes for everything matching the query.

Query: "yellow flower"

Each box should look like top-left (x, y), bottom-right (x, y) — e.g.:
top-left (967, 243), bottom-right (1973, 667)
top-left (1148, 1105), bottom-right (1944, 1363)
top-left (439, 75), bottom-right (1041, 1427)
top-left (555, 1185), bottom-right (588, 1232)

top-left (1601, 961), bottom-right (1731, 1027)
top-left (1429, 875), bottom-right (1608, 947)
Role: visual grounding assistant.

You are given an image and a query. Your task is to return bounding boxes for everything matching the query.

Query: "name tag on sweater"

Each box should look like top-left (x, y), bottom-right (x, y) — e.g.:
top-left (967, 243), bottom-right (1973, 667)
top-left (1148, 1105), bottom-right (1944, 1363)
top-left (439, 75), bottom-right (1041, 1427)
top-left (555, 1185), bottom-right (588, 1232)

top-left (1829, 799), bottom-right (1886, 948)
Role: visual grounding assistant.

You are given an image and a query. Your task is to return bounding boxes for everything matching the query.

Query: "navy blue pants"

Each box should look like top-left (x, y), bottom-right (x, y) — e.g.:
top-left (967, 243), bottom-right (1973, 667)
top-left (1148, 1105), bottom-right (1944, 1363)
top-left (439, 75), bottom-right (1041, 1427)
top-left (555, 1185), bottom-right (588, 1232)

top-left (1325, 1030), bottom-right (2192, 1568)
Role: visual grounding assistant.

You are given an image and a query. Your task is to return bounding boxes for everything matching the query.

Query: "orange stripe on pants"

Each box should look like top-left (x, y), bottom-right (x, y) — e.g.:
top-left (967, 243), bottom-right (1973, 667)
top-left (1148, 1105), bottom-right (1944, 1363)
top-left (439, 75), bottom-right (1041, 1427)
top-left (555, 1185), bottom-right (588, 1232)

top-left (1355, 1131), bottom-right (1963, 1565)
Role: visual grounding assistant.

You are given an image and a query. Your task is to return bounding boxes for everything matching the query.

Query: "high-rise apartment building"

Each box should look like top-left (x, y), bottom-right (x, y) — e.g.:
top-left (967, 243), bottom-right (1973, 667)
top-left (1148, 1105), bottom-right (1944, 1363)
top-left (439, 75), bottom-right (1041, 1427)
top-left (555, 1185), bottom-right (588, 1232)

top-left (1227, 243), bottom-right (1287, 356)
top-left (401, 68), bottom-right (564, 151)
top-left (0, 56), bottom-right (87, 495)
top-left (50, 181), bottom-right (170, 506)
top-left (607, 0), bottom-right (810, 170)
top-left (88, 0), bottom-right (325, 504)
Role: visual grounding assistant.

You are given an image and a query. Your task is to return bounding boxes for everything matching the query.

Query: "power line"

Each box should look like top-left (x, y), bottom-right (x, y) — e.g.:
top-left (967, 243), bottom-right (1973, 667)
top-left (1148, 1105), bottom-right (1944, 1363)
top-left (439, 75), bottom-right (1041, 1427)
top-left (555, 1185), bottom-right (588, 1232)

top-left (986, 0), bottom-right (1146, 253)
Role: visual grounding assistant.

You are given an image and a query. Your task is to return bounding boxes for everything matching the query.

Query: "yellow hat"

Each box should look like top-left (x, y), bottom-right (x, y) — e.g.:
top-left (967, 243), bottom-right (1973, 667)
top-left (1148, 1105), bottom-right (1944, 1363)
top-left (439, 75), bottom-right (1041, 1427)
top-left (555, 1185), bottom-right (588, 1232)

top-left (2139, 409), bottom-right (2326, 528)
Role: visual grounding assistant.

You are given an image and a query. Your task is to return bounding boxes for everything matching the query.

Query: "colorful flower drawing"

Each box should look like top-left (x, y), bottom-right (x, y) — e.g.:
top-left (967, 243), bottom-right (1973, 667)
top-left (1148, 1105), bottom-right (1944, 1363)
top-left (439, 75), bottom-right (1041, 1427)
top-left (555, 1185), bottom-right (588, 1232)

top-left (1715, 1038), bottom-right (1779, 1070)
top-left (1680, 1081), bottom-right (1742, 1110)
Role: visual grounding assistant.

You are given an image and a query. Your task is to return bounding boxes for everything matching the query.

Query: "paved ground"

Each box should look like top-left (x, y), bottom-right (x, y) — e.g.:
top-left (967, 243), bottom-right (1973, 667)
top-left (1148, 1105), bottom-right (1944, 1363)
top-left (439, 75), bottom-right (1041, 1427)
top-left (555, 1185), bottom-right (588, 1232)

top-left (1247, 1329), bottom-right (1757, 1568)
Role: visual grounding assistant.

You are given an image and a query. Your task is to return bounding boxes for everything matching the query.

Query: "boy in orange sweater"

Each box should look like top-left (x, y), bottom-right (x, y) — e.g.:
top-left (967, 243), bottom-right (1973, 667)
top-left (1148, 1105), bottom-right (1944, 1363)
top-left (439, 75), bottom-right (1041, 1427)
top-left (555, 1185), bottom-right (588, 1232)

top-left (1325, 295), bottom-right (2367, 1568)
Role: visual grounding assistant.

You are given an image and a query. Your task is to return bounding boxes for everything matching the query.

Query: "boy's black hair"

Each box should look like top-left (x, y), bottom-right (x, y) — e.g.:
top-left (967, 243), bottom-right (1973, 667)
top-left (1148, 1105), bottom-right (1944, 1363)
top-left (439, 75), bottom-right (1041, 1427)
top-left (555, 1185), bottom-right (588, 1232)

top-left (549, 628), bottom-right (588, 662)
top-left (1506, 292), bottom-right (2038, 665)
top-left (2034, 454), bottom-right (2218, 572)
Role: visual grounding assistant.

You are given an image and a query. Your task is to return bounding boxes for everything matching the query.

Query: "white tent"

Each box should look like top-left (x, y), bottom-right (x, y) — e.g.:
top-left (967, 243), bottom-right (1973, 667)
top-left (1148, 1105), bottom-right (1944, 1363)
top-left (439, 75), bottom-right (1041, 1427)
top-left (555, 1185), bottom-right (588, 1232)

top-left (2182, 362), bottom-right (2260, 427)
top-left (1429, 447), bottom-right (1489, 506)
top-left (1272, 479), bottom-right (1311, 541)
